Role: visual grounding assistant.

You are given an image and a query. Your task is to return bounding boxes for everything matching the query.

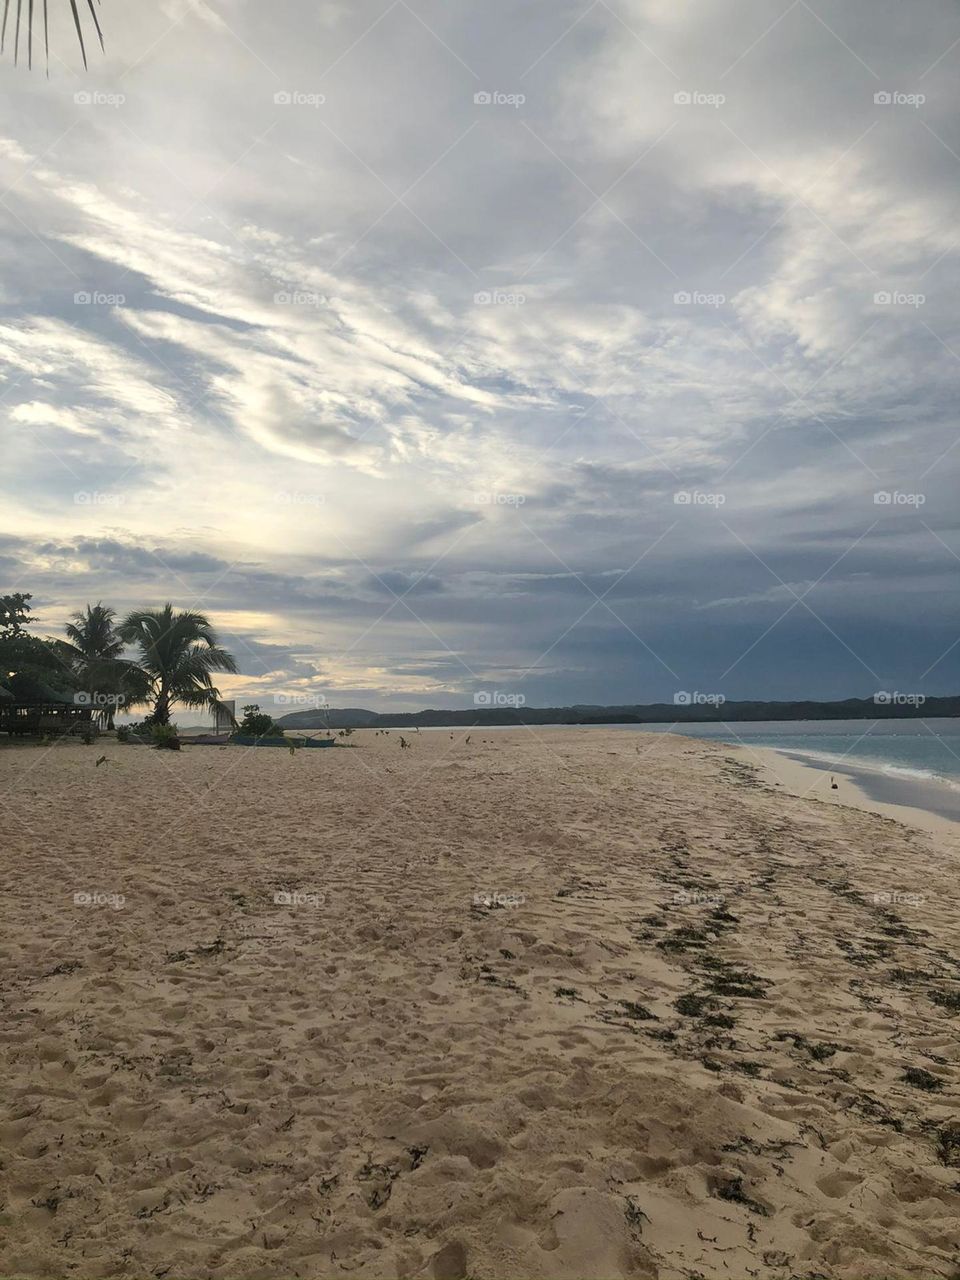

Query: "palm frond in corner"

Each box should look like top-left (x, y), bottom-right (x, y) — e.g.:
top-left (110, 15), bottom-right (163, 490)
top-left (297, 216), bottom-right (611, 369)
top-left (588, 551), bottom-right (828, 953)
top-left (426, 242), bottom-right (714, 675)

top-left (2, 0), bottom-right (103, 70)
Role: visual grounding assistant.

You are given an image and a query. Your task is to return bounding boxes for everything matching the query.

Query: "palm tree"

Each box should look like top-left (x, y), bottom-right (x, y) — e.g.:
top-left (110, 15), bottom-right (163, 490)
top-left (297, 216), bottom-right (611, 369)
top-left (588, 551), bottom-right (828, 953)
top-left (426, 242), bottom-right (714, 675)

top-left (117, 605), bottom-right (238, 726)
top-left (51, 601), bottom-right (150, 729)
top-left (1, 0), bottom-right (103, 70)
top-left (65, 602), bottom-right (123, 662)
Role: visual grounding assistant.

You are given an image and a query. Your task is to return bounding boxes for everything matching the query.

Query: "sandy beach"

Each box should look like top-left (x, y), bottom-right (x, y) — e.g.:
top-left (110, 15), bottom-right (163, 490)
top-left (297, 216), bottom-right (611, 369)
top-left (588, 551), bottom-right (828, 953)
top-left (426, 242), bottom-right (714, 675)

top-left (1, 728), bottom-right (959, 1280)
top-left (737, 742), bottom-right (960, 847)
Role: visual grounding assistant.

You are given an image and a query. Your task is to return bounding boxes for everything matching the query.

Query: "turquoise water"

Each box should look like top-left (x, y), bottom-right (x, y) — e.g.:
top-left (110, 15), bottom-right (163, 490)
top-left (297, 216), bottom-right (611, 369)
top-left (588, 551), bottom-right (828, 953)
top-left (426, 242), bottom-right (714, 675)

top-left (630, 717), bottom-right (960, 787)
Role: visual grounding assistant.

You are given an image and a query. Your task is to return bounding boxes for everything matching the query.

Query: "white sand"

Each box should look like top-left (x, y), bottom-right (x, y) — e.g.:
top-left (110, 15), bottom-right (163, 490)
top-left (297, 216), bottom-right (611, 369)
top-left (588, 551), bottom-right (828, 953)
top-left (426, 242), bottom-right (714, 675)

top-left (1, 728), bottom-right (958, 1279)
top-left (739, 742), bottom-right (960, 847)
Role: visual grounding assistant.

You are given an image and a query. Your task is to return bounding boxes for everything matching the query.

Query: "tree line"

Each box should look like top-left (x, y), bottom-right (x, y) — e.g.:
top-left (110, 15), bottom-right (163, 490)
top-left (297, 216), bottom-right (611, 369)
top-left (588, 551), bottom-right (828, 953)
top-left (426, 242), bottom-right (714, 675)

top-left (0, 593), bottom-right (237, 728)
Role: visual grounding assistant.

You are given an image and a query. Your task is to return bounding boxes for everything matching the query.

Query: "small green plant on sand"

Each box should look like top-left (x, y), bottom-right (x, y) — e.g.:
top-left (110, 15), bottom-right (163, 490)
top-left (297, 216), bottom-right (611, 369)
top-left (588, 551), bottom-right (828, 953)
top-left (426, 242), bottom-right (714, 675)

top-left (151, 723), bottom-right (181, 751)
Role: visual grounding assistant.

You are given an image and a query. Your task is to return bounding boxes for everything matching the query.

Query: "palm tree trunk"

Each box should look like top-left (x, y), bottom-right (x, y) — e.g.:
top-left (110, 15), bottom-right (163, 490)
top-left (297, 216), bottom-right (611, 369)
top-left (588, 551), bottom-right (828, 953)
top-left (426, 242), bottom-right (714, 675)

top-left (154, 684), bottom-right (171, 725)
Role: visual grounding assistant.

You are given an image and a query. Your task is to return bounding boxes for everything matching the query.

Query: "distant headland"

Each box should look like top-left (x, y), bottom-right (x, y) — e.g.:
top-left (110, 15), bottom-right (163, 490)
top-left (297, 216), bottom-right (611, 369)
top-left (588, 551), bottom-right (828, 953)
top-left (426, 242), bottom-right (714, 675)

top-left (275, 695), bottom-right (960, 730)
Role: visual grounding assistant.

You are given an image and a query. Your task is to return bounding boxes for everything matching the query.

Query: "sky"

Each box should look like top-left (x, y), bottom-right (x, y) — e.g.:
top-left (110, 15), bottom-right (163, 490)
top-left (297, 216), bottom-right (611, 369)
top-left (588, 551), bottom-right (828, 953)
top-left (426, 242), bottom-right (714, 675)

top-left (1, 0), bottom-right (958, 715)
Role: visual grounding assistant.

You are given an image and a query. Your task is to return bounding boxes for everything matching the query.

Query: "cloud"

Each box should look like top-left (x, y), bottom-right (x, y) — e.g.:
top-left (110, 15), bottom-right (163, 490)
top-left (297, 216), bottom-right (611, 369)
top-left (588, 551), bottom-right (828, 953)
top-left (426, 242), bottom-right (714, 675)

top-left (1, 0), bottom-right (958, 708)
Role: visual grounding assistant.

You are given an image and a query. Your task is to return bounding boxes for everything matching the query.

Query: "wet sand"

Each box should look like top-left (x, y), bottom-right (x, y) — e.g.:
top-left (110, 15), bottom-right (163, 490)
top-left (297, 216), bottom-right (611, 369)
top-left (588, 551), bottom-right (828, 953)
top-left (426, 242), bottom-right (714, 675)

top-left (741, 743), bottom-right (960, 846)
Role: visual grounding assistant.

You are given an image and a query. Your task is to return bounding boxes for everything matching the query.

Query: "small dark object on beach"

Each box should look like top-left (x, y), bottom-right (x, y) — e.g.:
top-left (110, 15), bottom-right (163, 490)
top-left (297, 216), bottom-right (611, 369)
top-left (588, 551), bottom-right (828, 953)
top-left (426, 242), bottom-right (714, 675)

top-left (735, 1060), bottom-right (763, 1078)
top-left (714, 1176), bottom-right (768, 1216)
top-left (675, 992), bottom-right (711, 1017)
top-left (830, 776), bottom-right (838, 789)
top-left (618, 999), bottom-right (658, 1021)
top-left (902, 1067), bottom-right (943, 1091)
top-left (936, 1123), bottom-right (960, 1167)
top-left (703, 1012), bottom-right (736, 1029)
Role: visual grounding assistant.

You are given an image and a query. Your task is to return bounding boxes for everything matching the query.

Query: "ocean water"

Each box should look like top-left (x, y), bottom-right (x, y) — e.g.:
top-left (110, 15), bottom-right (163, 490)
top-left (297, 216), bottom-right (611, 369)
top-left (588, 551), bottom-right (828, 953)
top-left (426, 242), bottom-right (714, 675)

top-left (630, 717), bottom-right (960, 786)
top-left (624, 717), bottom-right (960, 822)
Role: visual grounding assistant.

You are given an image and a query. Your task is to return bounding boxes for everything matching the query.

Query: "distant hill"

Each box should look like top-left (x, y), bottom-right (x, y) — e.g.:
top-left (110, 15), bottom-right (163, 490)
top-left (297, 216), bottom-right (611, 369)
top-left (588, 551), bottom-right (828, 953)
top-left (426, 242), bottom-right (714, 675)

top-left (275, 695), bottom-right (960, 730)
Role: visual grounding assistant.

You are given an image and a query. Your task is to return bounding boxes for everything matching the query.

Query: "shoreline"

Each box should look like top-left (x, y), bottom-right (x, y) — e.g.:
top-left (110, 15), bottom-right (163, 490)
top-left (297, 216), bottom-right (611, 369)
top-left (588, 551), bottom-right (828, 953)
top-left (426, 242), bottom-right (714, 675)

top-left (735, 741), bottom-right (960, 849)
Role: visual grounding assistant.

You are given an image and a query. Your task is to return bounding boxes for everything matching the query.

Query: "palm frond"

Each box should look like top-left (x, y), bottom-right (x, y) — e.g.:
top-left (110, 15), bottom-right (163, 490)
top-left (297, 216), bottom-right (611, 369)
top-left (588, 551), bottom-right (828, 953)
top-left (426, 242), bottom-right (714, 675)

top-left (2, 0), bottom-right (103, 69)
top-left (119, 604), bottom-right (238, 724)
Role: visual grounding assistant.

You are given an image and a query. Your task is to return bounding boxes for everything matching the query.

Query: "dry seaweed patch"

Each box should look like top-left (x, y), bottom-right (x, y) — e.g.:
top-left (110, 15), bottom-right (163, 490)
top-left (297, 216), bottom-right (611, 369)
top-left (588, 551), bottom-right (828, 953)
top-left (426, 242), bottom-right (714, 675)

top-left (936, 1123), bottom-right (960, 1167)
top-left (902, 1067), bottom-right (944, 1092)
top-left (774, 1030), bottom-right (843, 1062)
top-left (674, 991), bottom-right (714, 1017)
top-left (700, 958), bottom-right (771, 1000)
top-left (711, 1174), bottom-right (768, 1216)
top-left (656, 925), bottom-right (711, 953)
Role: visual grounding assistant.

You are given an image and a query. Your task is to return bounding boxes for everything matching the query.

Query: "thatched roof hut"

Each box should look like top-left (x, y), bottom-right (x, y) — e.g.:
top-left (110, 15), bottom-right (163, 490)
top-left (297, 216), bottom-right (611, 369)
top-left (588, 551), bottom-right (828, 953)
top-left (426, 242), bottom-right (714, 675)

top-left (0, 673), bottom-right (92, 738)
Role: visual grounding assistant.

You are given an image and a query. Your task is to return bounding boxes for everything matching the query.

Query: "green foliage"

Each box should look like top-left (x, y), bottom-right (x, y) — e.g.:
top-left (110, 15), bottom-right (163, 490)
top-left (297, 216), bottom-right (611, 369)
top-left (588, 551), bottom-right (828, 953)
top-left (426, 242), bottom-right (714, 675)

top-left (238, 704), bottom-right (284, 737)
top-left (118, 605), bottom-right (237, 726)
top-left (0, 592), bottom-right (32, 636)
top-left (50, 601), bottom-right (150, 727)
top-left (6, 594), bottom-right (238, 740)
top-left (0, 592), bottom-right (73, 700)
top-left (116, 725), bottom-right (131, 744)
top-left (151, 723), bottom-right (181, 751)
